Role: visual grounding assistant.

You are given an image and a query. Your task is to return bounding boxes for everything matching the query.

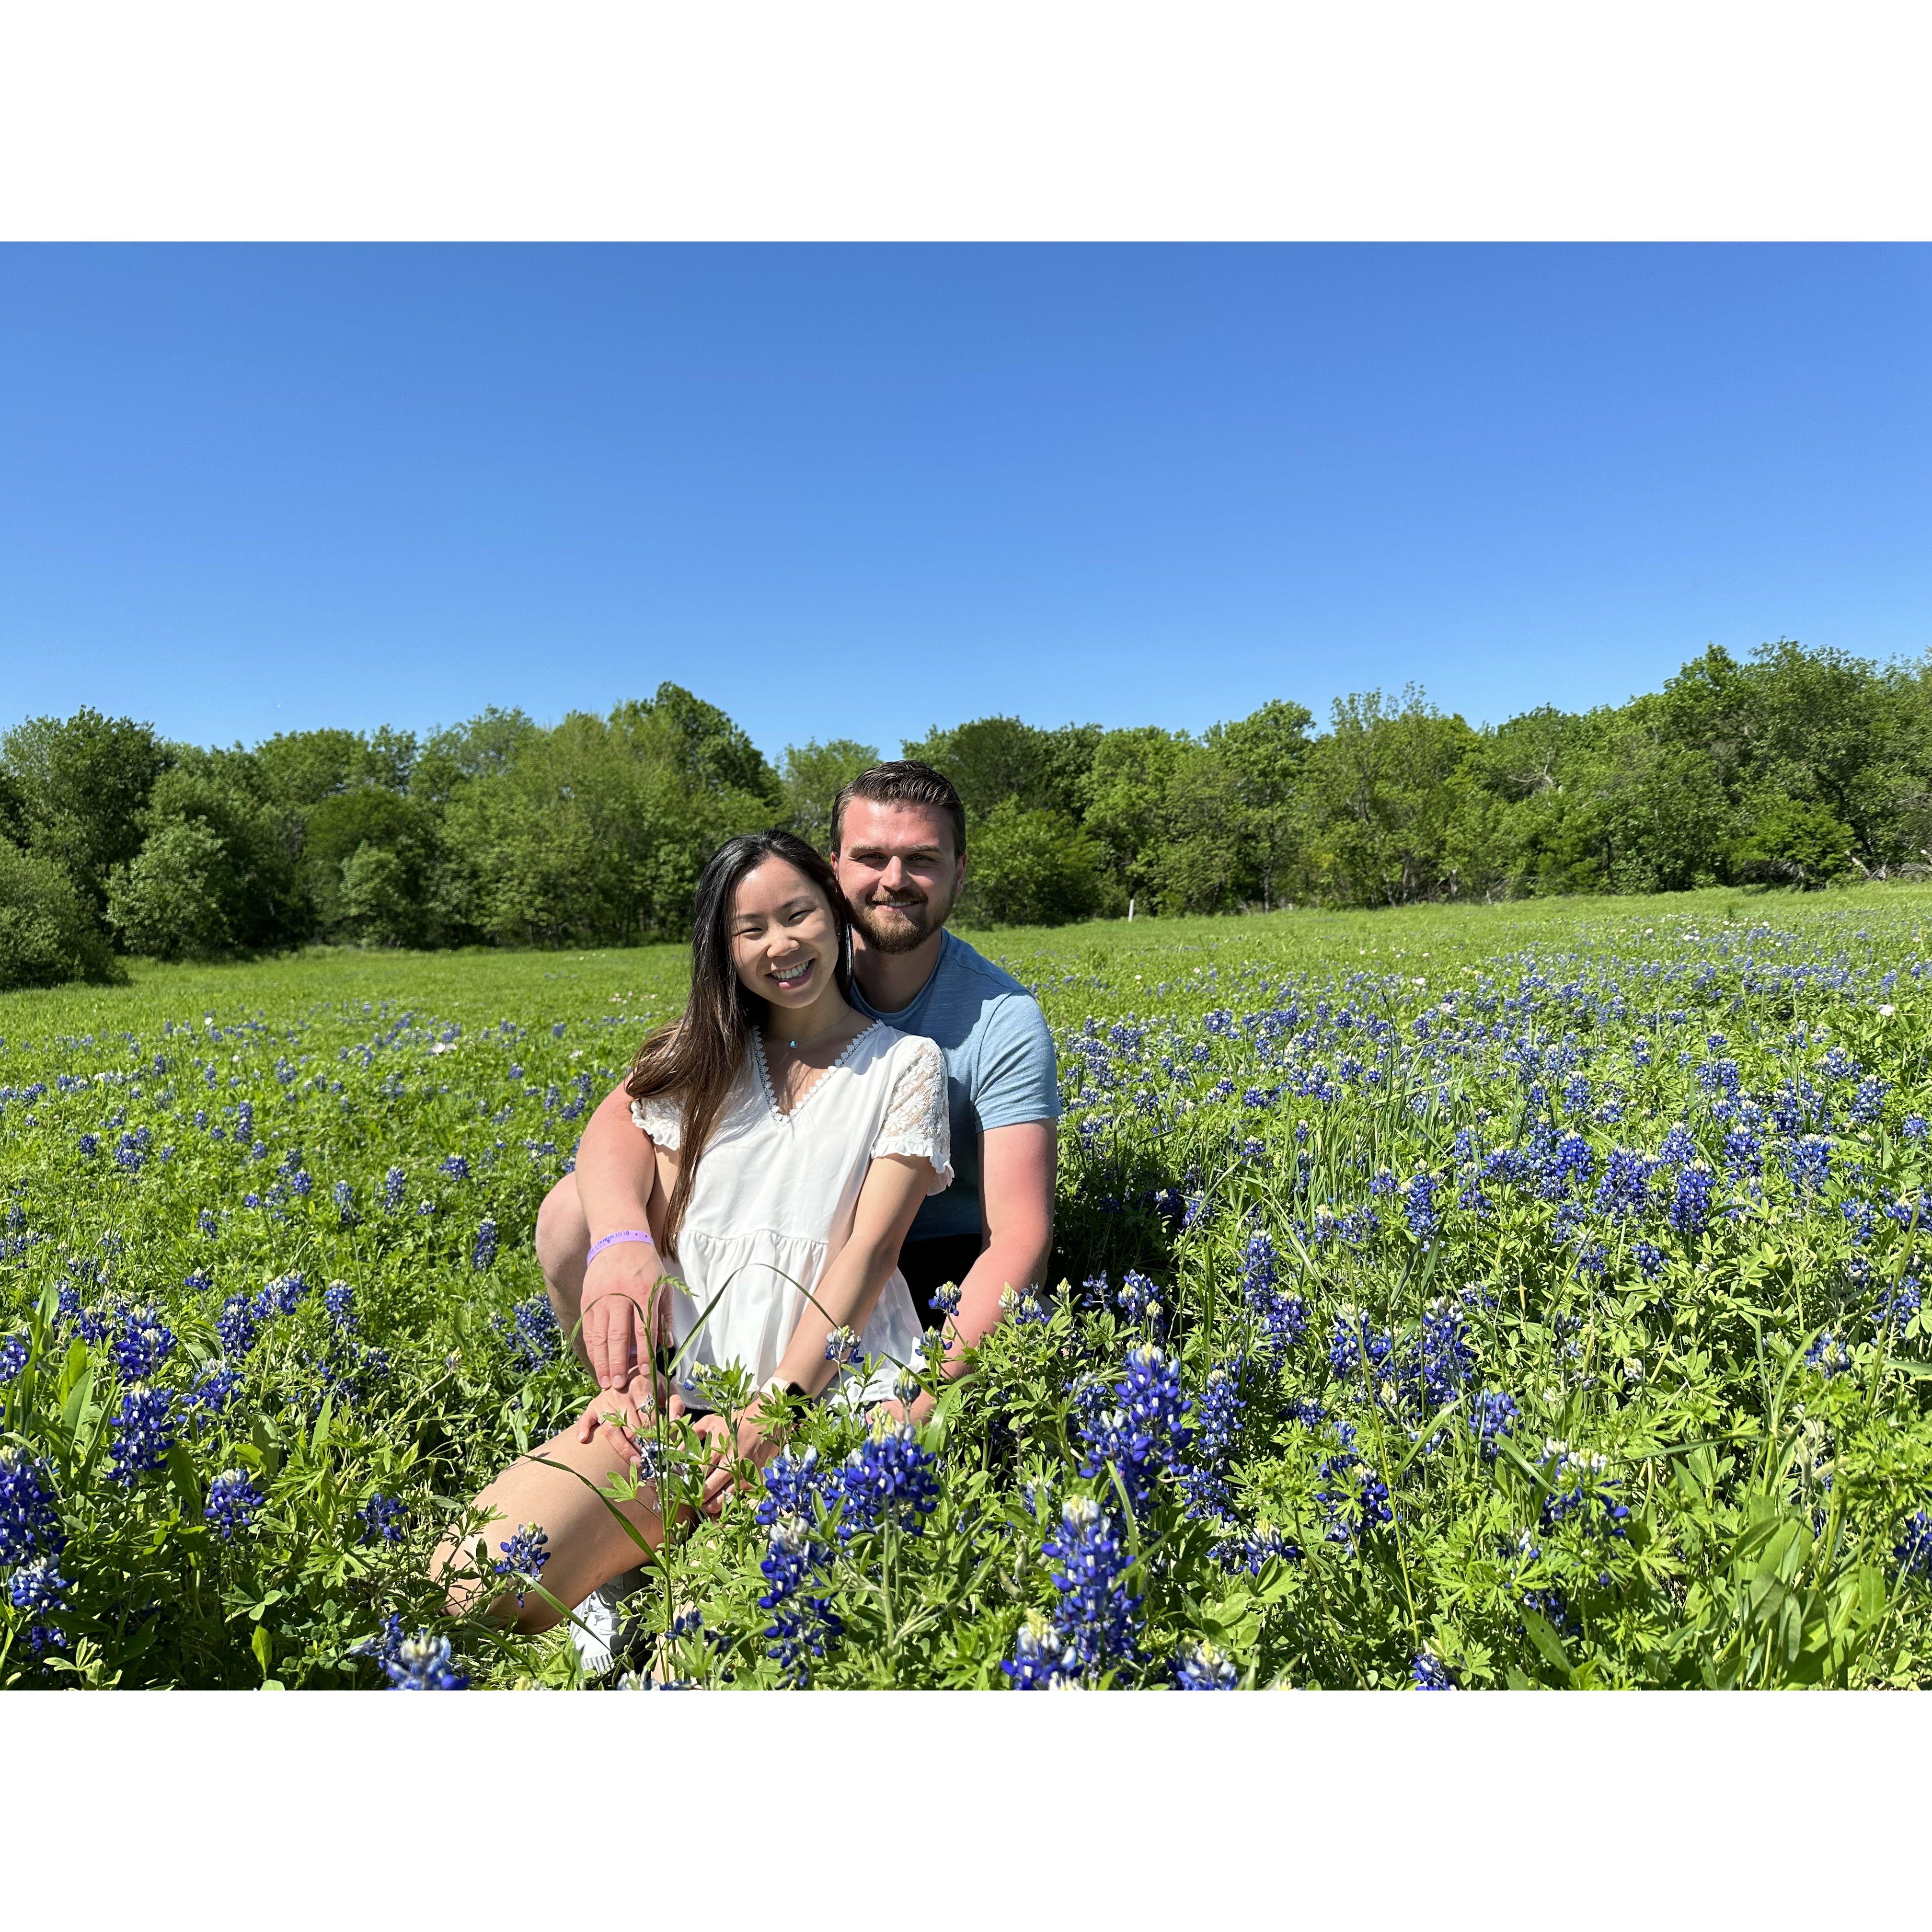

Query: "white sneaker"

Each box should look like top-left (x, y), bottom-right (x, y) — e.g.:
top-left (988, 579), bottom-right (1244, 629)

top-left (570, 1567), bottom-right (645, 1678)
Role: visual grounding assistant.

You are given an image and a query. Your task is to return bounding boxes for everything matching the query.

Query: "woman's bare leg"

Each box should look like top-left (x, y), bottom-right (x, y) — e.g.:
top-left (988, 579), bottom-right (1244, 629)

top-left (432, 1423), bottom-right (664, 1634)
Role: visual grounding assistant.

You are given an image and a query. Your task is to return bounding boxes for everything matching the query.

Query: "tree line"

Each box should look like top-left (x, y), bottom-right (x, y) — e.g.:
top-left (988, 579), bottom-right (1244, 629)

top-left (2, 640), bottom-right (1928, 989)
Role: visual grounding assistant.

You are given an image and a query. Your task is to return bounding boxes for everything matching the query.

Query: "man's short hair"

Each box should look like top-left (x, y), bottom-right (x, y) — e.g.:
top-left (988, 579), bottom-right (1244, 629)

top-left (831, 761), bottom-right (967, 858)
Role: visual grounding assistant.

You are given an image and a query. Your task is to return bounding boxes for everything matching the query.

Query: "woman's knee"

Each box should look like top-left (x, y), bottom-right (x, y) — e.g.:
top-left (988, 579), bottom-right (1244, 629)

top-left (534, 1175), bottom-right (587, 1284)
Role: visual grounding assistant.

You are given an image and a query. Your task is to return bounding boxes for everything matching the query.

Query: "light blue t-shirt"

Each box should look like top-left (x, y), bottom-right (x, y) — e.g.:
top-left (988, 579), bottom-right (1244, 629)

top-left (849, 930), bottom-right (1060, 1243)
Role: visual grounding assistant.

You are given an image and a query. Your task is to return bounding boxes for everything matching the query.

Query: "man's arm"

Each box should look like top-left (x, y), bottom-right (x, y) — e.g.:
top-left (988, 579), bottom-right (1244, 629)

top-left (573, 1081), bottom-right (669, 1404)
top-left (910, 1117), bottom-right (1055, 1420)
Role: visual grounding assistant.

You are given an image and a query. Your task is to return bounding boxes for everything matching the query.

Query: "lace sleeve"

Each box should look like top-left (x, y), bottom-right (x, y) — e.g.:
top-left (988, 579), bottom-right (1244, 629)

top-left (873, 1037), bottom-right (953, 1194)
top-left (629, 1092), bottom-right (683, 1150)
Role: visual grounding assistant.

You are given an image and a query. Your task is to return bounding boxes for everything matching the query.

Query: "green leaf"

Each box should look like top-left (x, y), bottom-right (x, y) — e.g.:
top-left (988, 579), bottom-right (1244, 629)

top-left (253, 1625), bottom-right (276, 1681)
top-left (1520, 1609), bottom-right (1576, 1684)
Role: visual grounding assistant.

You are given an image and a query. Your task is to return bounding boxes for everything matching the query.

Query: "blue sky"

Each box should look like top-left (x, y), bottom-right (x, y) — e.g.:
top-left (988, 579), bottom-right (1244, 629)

top-left (1, 244), bottom-right (1926, 763)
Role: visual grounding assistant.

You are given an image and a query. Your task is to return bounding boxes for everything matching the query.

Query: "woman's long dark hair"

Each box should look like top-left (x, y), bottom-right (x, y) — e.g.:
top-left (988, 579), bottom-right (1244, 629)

top-left (625, 829), bottom-right (853, 1254)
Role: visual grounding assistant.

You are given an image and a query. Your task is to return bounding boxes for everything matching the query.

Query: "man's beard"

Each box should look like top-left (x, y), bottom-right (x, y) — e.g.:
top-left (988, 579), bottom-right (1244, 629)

top-left (851, 885), bottom-right (952, 955)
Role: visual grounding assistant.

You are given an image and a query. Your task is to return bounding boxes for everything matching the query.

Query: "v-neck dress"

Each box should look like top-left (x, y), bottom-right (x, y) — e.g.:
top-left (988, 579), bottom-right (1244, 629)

top-left (629, 1023), bottom-right (953, 1402)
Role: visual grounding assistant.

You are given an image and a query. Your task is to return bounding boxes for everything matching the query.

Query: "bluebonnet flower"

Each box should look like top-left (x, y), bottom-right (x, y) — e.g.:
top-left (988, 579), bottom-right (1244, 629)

top-left (1178, 1363), bottom-right (1243, 1519)
top-left (1174, 1638), bottom-right (1239, 1690)
top-left (1523, 1586), bottom-right (1575, 1633)
top-left (77, 1133), bottom-right (98, 1157)
top-left (197, 1208), bottom-right (219, 1237)
top-left (8, 1554), bottom-right (71, 1652)
top-left (999, 1286), bottom-right (1049, 1326)
top-left (1002, 1612), bottom-right (1072, 1690)
top-left (382, 1166), bottom-right (407, 1209)
top-left (333, 1180), bottom-right (358, 1227)
top-left (1872, 1276), bottom-right (1921, 1338)
top-left (1632, 1240), bottom-right (1665, 1279)
top-left (492, 1523), bottom-right (551, 1608)
top-left (1403, 1171), bottom-right (1441, 1240)
top-left (1783, 1135), bottom-right (1833, 1194)
top-left (1318, 1460), bottom-right (1392, 1551)
top-left (1657, 1123), bottom-right (1697, 1166)
top-left (472, 1219), bottom-right (498, 1271)
top-left (1040, 1495), bottom-right (1141, 1678)
top-left (1538, 1443), bottom-right (1630, 1538)
top-left (497, 1293), bottom-right (561, 1370)
top-left (204, 1469), bottom-right (265, 1540)
top-left (1847, 1074), bottom-right (1893, 1128)
top-left (1328, 1309), bottom-right (1394, 1386)
top-left (0, 1449), bottom-right (65, 1565)
top-left (838, 1420), bottom-right (939, 1540)
top-left (759, 1513), bottom-right (842, 1687)
top-left (758, 1445), bottom-right (830, 1528)
top-left (216, 1294), bottom-right (259, 1358)
top-left (1210, 1525), bottom-right (1301, 1574)
top-left (1895, 1509), bottom-right (1932, 1580)
top-left (383, 1630), bottom-right (470, 1690)
top-left (0, 1334), bottom-right (27, 1384)
top-left (107, 1385), bottom-right (176, 1486)
top-left (252, 1272), bottom-right (308, 1319)
top-left (184, 1367), bottom-right (244, 1421)
top-left (1412, 1651), bottom-right (1458, 1690)
top-left (928, 1280), bottom-right (963, 1317)
top-left (440, 1153), bottom-right (470, 1182)
top-left (1594, 1147), bottom-right (1656, 1217)
top-left (357, 1492), bottom-right (408, 1544)
top-left (824, 1326), bottom-right (864, 1370)
top-left (1077, 1343), bottom-right (1191, 1516)
top-left (1470, 1389), bottom-right (1519, 1458)
top-left (1805, 1331), bottom-right (1854, 1378)
top-left (324, 1281), bottom-right (358, 1331)
top-left (1721, 1128), bottom-right (1762, 1176)
top-left (1403, 1300), bottom-right (1475, 1413)
top-left (1668, 1164), bottom-right (1715, 1237)
top-left (1903, 1115), bottom-right (1929, 1143)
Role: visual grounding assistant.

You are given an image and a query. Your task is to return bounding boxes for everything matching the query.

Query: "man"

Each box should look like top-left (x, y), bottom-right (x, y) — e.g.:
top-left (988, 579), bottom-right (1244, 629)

top-left (534, 759), bottom-right (1058, 1431)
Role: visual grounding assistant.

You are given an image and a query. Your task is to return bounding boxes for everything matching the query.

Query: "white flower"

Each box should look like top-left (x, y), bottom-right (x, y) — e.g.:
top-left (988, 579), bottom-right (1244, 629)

top-left (1878, 1003), bottom-right (1896, 1018)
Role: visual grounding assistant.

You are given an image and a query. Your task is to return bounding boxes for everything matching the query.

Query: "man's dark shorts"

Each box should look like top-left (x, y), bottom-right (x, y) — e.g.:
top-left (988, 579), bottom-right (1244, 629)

top-left (898, 1233), bottom-right (985, 1323)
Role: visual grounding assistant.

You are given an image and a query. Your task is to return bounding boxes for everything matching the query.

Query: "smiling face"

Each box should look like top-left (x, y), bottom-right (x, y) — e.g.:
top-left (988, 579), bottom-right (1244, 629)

top-left (834, 798), bottom-right (966, 955)
top-left (728, 856), bottom-right (843, 1015)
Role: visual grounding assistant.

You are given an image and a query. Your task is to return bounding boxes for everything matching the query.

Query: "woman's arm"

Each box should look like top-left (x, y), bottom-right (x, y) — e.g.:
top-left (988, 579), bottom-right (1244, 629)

top-left (574, 1081), bottom-right (670, 1404)
top-left (779, 1150), bottom-right (932, 1395)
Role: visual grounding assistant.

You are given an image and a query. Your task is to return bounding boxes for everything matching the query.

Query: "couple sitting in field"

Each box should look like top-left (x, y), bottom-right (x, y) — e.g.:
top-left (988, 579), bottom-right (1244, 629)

top-left (433, 762), bottom-right (1059, 1659)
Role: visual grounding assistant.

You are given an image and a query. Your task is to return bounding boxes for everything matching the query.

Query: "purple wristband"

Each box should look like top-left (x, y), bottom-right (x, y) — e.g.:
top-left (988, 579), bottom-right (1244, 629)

top-left (586, 1230), bottom-right (654, 1265)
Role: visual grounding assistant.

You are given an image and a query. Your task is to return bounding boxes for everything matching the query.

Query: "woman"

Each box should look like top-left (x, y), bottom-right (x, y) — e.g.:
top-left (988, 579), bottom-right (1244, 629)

top-left (433, 829), bottom-right (951, 1631)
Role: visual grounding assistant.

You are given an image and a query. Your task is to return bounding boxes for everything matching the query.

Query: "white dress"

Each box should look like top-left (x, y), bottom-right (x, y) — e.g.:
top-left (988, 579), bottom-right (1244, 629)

top-left (629, 1023), bottom-right (953, 1404)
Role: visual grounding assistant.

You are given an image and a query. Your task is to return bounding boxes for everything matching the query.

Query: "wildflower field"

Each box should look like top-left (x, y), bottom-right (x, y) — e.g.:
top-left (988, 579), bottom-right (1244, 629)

top-left (7, 886), bottom-right (1932, 1690)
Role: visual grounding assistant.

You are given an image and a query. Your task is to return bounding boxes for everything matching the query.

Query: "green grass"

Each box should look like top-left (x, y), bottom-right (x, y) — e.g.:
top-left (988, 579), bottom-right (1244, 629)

top-left (9, 879), bottom-right (1932, 1688)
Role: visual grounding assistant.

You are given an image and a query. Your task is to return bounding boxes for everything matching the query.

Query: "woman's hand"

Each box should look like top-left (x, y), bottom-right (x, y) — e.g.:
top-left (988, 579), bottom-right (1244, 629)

top-left (574, 1367), bottom-right (658, 1457)
top-left (693, 1403), bottom-right (787, 1516)
top-left (581, 1253), bottom-right (670, 1394)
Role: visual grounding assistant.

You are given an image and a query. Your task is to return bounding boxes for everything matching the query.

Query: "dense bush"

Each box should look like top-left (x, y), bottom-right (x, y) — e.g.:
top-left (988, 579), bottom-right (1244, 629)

top-left (0, 837), bottom-right (122, 990)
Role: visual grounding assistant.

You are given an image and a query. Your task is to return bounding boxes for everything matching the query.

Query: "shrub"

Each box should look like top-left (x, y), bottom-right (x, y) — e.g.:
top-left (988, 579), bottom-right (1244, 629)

top-left (0, 837), bottom-right (121, 989)
top-left (106, 819), bottom-right (232, 961)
